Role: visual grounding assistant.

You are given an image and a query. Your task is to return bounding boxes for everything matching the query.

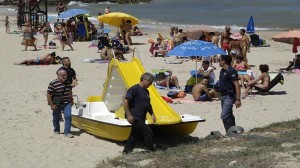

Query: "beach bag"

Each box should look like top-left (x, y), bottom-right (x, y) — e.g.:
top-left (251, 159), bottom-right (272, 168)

top-left (167, 91), bottom-right (186, 99)
top-left (167, 91), bottom-right (179, 99)
top-left (52, 86), bottom-right (67, 107)
top-left (49, 41), bottom-right (56, 46)
top-left (52, 96), bottom-right (62, 107)
top-left (184, 85), bottom-right (194, 93)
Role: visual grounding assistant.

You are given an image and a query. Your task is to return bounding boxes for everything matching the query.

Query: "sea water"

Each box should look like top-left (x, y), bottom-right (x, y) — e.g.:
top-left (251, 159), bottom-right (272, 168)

top-left (1, 0), bottom-right (299, 32)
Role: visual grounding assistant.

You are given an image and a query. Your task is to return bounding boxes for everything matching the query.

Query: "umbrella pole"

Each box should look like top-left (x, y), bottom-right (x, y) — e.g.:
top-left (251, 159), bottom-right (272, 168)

top-left (195, 61), bottom-right (198, 83)
top-left (294, 53), bottom-right (297, 70)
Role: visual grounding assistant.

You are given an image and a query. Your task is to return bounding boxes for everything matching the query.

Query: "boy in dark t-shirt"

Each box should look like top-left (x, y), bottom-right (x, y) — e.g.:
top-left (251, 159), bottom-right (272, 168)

top-left (58, 57), bottom-right (78, 87)
top-left (123, 73), bottom-right (156, 154)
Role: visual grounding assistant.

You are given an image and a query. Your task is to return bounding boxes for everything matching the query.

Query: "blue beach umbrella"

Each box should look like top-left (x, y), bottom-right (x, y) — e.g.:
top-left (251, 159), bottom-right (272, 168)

top-left (246, 16), bottom-right (255, 34)
top-left (57, 9), bottom-right (90, 19)
top-left (166, 40), bottom-right (226, 57)
top-left (166, 40), bottom-right (225, 82)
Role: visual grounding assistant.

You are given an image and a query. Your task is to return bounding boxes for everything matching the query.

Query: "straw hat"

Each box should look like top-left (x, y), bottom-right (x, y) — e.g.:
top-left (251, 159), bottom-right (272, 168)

top-left (230, 33), bottom-right (242, 40)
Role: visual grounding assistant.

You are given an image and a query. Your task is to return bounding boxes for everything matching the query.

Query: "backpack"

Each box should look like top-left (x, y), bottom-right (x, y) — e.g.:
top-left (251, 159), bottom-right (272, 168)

top-left (167, 91), bottom-right (179, 99)
top-left (167, 91), bottom-right (186, 99)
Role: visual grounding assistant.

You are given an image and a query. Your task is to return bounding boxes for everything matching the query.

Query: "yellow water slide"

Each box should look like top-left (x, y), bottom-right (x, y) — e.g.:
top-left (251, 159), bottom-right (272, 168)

top-left (103, 58), bottom-right (182, 125)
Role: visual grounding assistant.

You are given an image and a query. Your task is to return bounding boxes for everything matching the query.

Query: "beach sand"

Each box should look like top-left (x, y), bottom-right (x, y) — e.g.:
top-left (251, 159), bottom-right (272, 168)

top-left (0, 15), bottom-right (299, 168)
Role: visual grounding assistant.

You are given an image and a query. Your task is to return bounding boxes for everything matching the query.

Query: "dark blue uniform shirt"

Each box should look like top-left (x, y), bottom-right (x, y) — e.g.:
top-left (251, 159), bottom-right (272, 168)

top-left (125, 84), bottom-right (153, 121)
top-left (219, 66), bottom-right (239, 96)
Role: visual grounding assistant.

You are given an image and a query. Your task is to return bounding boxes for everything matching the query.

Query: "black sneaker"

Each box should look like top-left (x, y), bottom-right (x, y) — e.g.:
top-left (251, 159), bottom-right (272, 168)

top-left (122, 148), bottom-right (133, 155)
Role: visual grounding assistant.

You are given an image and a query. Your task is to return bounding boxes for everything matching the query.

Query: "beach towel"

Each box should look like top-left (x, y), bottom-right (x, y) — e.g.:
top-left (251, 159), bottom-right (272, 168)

top-left (9, 30), bottom-right (21, 34)
top-left (154, 84), bottom-right (177, 90)
top-left (161, 96), bottom-right (173, 103)
top-left (82, 58), bottom-right (127, 64)
top-left (38, 46), bottom-right (58, 49)
top-left (163, 60), bottom-right (183, 64)
top-left (172, 98), bottom-right (202, 104)
top-left (293, 69), bottom-right (300, 74)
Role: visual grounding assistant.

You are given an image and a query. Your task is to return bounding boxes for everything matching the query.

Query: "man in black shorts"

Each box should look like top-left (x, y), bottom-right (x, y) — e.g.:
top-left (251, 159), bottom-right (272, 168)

top-left (122, 72), bottom-right (156, 154)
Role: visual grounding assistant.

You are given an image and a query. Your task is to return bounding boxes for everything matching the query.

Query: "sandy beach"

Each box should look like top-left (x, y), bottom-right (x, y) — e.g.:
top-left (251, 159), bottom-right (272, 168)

top-left (0, 14), bottom-right (299, 168)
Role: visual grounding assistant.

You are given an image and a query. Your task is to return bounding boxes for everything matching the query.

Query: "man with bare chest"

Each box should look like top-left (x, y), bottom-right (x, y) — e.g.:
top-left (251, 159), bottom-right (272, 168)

top-left (221, 26), bottom-right (232, 54)
top-left (239, 29), bottom-right (250, 63)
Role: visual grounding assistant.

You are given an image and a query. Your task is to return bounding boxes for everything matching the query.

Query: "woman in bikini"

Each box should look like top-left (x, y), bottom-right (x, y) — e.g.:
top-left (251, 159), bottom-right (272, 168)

top-left (125, 20), bottom-right (132, 46)
top-left (232, 56), bottom-right (251, 88)
top-left (60, 23), bottom-right (73, 51)
top-left (66, 20), bottom-right (75, 44)
top-left (40, 22), bottom-right (51, 49)
top-left (241, 64), bottom-right (270, 98)
top-left (229, 33), bottom-right (243, 63)
top-left (22, 22), bottom-right (37, 51)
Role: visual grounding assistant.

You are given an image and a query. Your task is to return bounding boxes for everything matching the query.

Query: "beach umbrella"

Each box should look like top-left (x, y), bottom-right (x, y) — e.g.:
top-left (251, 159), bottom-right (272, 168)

top-left (167, 40), bottom-right (226, 57)
top-left (246, 16), bottom-right (255, 34)
top-left (183, 25), bottom-right (219, 40)
top-left (166, 40), bottom-right (226, 82)
top-left (273, 30), bottom-right (300, 69)
top-left (272, 30), bottom-right (300, 50)
top-left (57, 9), bottom-right (90, 19)
top-left (98, 12), bottom-right (139, 27)
top-left (272, 30), bottom-right (300, 42)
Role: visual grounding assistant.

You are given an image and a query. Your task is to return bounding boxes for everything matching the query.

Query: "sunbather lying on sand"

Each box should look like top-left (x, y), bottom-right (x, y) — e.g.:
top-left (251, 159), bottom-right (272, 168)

top-left (14, 52), bottom-right (61, 65)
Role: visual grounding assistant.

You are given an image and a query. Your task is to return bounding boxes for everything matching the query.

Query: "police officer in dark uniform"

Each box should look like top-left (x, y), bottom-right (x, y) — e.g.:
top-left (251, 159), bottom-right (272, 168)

top-left (218, 55), bottom-right (241, 132)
